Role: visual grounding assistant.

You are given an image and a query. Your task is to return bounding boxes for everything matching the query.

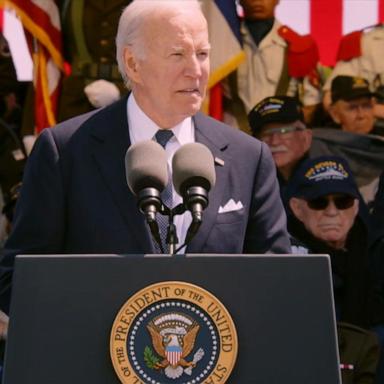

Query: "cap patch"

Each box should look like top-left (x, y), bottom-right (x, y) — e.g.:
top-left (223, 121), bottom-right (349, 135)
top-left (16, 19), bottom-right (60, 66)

top-left (305, 161), bottom-right (349, 182)
top-left (352, 77), bottom-right (367, 89)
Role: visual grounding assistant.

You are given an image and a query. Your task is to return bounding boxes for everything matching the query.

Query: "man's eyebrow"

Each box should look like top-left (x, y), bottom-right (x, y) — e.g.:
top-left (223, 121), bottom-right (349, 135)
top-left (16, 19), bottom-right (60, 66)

top-left (167, 44), bottom-right (211, 54)
top-left (199, 44), bottom-right (211, 50)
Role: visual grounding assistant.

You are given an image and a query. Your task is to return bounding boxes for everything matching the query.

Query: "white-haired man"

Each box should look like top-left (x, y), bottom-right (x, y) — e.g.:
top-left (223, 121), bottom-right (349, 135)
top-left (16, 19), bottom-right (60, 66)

top-left (0, 0), bottom-right (290, 313)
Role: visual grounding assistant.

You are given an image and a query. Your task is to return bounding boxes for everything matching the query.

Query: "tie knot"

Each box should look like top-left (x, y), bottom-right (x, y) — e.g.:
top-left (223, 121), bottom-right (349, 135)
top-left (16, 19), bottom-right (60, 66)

top-left (155, 129), bottom-right (174, 148)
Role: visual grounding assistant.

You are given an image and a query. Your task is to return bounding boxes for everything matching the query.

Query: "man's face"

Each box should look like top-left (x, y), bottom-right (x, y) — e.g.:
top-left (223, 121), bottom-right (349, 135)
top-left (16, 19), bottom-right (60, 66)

top-left (330, 97), bottom-right (375, 134)
top-left (240, 0), bottom-right (279, 20)
top-left (125, 9), bottom-right (210, 128)
top-left (260, 121), bottom-right (312, 176)
top-left (289, 194), bottom-right (359, 249)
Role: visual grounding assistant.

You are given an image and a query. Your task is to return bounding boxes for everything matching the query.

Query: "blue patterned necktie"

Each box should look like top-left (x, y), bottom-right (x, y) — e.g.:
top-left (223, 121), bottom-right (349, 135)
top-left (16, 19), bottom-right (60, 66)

top-left (154, 129), bottom-right (174, 253)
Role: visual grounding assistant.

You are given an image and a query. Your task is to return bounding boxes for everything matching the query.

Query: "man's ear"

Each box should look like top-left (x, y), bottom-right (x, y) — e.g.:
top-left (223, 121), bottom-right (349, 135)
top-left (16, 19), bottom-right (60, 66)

top-left (123, 47), bottom-right (141, 83)
top-left (352, 198), bottom-right (359, 218)
top-left (303, 129), bottom-right (313, 150)
top-left (289, 197), bottom-right (305, 222)
top-left (329, 103), bottom-right (341, 124)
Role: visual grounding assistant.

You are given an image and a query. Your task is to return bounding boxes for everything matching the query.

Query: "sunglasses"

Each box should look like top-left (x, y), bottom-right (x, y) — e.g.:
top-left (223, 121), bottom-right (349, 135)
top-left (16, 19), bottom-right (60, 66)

top-left (306, 195), bottom-right (355, 211)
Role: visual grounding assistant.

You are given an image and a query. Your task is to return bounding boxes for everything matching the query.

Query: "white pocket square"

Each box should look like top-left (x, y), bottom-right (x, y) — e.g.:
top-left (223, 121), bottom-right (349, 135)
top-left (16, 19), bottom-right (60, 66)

top-left (218, 199), bottom-right (244, 213)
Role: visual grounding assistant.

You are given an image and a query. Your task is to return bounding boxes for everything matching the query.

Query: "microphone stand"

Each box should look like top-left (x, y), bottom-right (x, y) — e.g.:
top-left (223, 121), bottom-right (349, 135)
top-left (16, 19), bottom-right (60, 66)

top-left (163, 200), bottom-right (206, 255)
top-left (160, 203), bottom-right (185, 255)
top-left (160, 189), bottom-right (210, 255)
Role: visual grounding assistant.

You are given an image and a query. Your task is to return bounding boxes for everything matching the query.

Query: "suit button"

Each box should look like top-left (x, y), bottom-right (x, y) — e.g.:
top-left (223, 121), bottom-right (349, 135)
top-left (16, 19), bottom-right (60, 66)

top-left (101, 21), bottom-right (109, 28)
top-left (100, 56), bottom-right (108, 63)
top-left (100, 39), bottom-right (109, 47)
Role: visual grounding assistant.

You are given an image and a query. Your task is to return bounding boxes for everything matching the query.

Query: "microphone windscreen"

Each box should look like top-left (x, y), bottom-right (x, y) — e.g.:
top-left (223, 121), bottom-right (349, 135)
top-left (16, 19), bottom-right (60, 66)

top-left (172, 143), bottom-right (216, 195)
top-left (125, 140), bottom-right (168, 195)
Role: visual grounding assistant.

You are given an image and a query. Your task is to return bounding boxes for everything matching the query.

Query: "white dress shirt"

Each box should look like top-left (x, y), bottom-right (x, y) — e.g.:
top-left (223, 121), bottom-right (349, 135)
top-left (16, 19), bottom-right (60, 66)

top-left (127, 93), bottom-right (194, 252)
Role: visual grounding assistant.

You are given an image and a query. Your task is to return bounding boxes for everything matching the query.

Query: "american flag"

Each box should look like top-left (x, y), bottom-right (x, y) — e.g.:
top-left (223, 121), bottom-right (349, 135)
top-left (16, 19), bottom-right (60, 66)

top-left (1, 0), bottom-right (63, 133)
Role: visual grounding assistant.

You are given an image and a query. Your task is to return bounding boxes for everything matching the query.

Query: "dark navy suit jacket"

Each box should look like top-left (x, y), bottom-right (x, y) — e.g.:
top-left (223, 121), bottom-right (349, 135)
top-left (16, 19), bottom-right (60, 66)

top-left (0, 97), bottom-right (290, 312)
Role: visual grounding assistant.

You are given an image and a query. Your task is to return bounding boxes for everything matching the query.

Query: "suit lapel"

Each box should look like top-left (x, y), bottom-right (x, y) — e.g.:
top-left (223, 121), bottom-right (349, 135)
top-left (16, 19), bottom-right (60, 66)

top-left (186, 113), bottom-right (232, 253)
top-left (89, 98), bottom-right (154, 253)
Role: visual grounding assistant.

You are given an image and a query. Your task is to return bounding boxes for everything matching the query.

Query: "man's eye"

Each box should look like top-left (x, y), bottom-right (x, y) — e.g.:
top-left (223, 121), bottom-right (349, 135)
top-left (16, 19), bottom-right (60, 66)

top-left (197, 51), bottom-right (208, 59)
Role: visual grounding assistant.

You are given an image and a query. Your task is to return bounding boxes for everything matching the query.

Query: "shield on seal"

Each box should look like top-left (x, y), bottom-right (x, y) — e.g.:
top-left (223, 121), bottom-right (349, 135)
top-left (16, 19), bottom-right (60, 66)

top-left (166, 345), bottom-right (183, 366)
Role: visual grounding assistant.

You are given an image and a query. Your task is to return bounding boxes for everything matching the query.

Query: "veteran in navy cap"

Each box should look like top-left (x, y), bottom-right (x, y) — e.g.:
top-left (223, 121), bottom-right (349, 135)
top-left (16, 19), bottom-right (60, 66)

top-left (285, 155), bottom-right (361, 250)
top-left (285, 155), bottom-right (384, 384)
top-left (248, 96), bottom-right (313, 195)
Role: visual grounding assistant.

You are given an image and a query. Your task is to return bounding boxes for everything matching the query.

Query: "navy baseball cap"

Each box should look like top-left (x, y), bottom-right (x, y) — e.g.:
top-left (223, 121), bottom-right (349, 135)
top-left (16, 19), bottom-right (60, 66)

top-left (286, 156), bottom-right (359, 200)
top-left (248, 96), bottom-right (304, 136)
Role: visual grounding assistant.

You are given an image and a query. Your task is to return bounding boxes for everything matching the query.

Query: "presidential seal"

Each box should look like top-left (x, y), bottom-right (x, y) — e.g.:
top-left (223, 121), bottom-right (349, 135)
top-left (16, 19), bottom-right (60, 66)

top-left (110, 281), bottom-right (238, 384)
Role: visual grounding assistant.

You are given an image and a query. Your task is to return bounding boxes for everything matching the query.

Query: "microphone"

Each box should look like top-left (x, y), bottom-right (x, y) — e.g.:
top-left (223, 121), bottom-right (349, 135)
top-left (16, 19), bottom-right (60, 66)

top-left (125, 140), bottom-right (168, 248)
top-left (172, 143), bottom-right (216, 243)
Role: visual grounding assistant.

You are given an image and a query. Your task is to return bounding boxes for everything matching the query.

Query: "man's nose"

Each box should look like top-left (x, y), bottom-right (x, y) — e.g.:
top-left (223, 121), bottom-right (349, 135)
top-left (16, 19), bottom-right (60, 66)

top-left (356, 105), bottom-right (367, 118)
top-left (324, 200), bottom-right (339, 216)
top-left (269, 133), bottom-right (282, 145)
top-left (185, 55), bottom-right (202, 77)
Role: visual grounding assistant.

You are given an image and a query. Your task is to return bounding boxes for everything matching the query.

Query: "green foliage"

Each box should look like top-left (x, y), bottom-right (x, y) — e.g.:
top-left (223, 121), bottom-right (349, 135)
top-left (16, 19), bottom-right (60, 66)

top-left (144, 346), bottom-right (160, 369)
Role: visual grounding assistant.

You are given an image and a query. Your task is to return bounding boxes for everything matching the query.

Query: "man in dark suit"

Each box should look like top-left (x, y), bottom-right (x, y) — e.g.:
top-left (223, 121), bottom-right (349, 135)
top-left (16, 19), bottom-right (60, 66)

top-left (0, 0), bottom-right (290, 313)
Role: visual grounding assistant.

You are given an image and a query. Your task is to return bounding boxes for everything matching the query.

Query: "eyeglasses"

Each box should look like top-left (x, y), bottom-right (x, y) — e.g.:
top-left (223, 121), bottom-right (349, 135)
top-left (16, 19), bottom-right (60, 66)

top-left (306, 195), bottom-right (355, 210)
top-left (260, 125), bottom-right (306, 139)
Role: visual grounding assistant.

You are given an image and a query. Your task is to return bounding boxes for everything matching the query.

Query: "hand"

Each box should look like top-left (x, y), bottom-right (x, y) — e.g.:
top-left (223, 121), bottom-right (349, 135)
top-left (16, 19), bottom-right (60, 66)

top-left (84, 79), bottom-right (120, 108)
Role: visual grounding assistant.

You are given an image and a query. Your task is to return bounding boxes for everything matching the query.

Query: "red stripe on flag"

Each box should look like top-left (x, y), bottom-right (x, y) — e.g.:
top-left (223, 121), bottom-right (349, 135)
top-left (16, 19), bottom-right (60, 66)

top-left (379, 0), bottom-right (384, 22)
top-left (310, 0), bottom-right (343, 66)
top-left (209, 84), bottom-right (223, 121)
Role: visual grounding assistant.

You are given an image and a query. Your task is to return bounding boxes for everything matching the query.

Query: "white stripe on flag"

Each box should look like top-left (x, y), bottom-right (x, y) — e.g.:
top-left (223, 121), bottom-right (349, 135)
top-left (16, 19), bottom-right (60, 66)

top-left (31, 0), bottom-right (61, 30)
top-left (276, 0), bottom-right (310, 35)
top-left (3, 9), bottom-right (33, 81)
top-left (343, 0), bottom-right (379, 34)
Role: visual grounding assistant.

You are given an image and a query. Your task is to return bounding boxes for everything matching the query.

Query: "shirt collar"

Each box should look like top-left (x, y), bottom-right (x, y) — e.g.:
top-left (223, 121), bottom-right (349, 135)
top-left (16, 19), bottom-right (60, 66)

top-left (127, 93), bottom-right (194, 146)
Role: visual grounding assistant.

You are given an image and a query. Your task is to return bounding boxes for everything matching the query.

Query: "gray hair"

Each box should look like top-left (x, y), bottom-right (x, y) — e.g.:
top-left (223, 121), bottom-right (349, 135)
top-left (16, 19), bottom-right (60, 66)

top-left (116, 0), bottom-right (203, 86)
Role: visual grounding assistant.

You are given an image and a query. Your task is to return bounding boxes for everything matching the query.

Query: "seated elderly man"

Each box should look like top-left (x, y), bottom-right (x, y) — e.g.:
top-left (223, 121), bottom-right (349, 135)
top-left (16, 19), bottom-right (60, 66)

top-left (286, 155), bottom-right (384, 383)
top-left (371, 171), bottom-right (384, 279)
top-left (248, 96), bottom-right (312, 194)
top-left (285, 156), bottom-right (384, 326)
top-left (328, 75), bottom-right (380, 135)
top-left (370, 170), bottom-right (384, 384)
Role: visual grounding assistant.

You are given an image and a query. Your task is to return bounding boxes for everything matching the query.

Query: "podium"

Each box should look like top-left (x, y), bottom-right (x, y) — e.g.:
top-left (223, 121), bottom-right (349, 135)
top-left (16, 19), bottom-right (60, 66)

top-left (3, 254), bottom-right (341, 383)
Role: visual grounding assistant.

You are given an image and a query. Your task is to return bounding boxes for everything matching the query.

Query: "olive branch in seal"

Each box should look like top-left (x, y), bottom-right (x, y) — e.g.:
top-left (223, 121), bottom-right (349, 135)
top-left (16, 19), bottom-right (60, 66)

top-left (144, 346), bottom-right (160, 369)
